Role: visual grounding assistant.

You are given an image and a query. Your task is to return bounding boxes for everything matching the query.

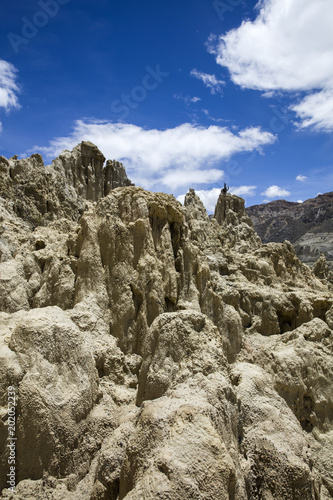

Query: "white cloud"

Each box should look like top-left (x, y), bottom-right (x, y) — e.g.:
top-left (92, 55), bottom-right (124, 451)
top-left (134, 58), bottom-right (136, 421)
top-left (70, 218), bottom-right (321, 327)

top-left (0, 60), bottom-right (20, 111)
top-left (261, 185), bottom-right (291, 199)
top-left (296, 174), bottom-right (307, 182)
top-left (190, 69), bottom-right (225, 94)
top-left (261, 91), bottom-right (277, 99)
top-left (161, 169), bottom-right (223, 190)
top-left (291, 90), bottom-right (333, 132)
top-left (29, 119), bottom-right (276, 192)
top-left (230, 185), bottom-right (257, 197)
top-left (177, 185), bottom-right (257, 213)
top-left (297, 200), bottom-right (303, 203)
top-left (212, 0), bottom-right (333, 131)
top-left (177, 188), bottom-right (221, 213)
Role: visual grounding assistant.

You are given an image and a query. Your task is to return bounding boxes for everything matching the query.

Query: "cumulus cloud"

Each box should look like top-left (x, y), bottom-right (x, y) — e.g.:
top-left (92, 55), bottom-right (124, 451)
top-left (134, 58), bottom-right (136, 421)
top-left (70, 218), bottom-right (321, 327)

top-left (230, 185), bottom-right (257, 197)
top-left (177, 188), bottom-right (221, 213)
top-left (211, 0), bottom-right (333, 131)
top-left (261, 185), bottom-right (291, 199)
top-left (296, 175), bottom-right (308, 182)
top-left (291, 90), bottom-right (333, 132)
top-left (29, 119), bottom-right (276, 191)
top-left (190, 69), bottom-right (225, 94)
top-left (0, 60), bottom-right (20, 111)
top-left (161, 169), bottom-right (223, 190)
top-left (177, 185), bottom-right (257, 213)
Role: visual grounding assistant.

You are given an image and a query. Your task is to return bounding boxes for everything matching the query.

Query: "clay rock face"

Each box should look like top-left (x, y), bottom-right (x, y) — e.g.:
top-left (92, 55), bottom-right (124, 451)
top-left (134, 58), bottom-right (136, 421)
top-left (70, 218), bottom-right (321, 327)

top-left (137, 310), bottom-right (228, 403)
top-left (121, 310), bottom-right (245, 499)
top-left (73, 186), bottom-right (185, 356)
top-left (0, 151), bottom-right (81, 225)
top-left (52, 141), bottom-right (106, 201)
top-left (0, 145), bottom-right (333, 499)
top-left (238, 318), bottom-right (333, 496)
top-left (104, 160), bottom-right (134, 195)
top-left (0, 307), bottom-right (99, 485)
top-left (313, 252), bottom-right (333, 287)
top-left (231, 362), bottom-right (321, 499)
top-left (0, 142), bottom-right (133, 227)
top-left (214, 191), bottom-right (261, 251)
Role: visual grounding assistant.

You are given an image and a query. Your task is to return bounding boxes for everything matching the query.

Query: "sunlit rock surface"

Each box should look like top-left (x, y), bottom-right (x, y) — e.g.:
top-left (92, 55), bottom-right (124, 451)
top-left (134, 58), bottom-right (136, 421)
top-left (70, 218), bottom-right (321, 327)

top-left (0, 144), bottom-right (332, 499)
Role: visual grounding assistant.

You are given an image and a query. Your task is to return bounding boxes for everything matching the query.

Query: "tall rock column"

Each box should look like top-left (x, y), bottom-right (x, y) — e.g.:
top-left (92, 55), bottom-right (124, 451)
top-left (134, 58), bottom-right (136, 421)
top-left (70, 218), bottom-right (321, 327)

top-left (104, 159), bottom-right (134, 195)
top-left (80, 141), bottom-right (106, 200)
top-left (214, 190), bottom-right (245, 224)
top-left (213, 189), bottom-right (261, 250)
top-left (52, 141), bottom-right (106, 201)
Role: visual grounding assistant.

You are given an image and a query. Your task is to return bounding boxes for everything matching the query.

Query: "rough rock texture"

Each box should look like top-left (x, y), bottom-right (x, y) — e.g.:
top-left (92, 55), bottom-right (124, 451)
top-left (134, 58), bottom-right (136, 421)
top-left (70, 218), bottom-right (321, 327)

top-left (313, 253), bottom-right (331, 282)
top-left (247, 193), bottom-right (333, 278)
top-left (0, 144), bottom-right (332, 499)
top-left (104, 160), bottom-right (134, 195)
top-left (0, 141), bottom-right (133, 226)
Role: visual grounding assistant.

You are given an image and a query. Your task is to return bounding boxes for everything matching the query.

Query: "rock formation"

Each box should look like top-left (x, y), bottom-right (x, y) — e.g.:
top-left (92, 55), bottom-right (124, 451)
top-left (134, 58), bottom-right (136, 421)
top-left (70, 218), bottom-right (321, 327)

top-left (104, 160), bottom-right (134, 195)
top-left (0, 144), bottom-right (332, 499)
top-left (247, 193), bottom-right (333, 279)
top-left (0, 141), bottom-right (134, 226)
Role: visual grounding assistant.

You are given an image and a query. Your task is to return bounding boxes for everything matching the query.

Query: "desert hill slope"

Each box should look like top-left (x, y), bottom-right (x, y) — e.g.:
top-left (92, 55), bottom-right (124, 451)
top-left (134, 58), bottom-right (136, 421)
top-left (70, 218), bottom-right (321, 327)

top-left (247, 193), bottom-right (333, 270)
top-left (0, 143), bottom-right (333, 499)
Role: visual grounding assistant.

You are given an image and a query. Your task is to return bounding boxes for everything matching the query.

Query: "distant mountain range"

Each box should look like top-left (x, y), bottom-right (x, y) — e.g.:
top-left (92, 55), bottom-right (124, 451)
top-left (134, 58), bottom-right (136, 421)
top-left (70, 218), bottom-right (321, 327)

top-left (247, 192), bottom-right (333, 267)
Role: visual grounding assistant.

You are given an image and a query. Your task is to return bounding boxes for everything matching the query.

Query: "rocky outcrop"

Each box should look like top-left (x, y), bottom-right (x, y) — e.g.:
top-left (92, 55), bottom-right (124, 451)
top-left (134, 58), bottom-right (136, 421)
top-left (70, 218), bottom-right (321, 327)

top-left (313, 253), bottom-right (331, 281)
top-left (214, 190), bottom-right (261, 251)
top-left (0, 145), bottom-right (332, 499)
top-left (104, 160), bottom-right (134, 195)
top-left (0, 141), bottom-right (133, 227)
top-left (52, 141), bottom-right (106, 202)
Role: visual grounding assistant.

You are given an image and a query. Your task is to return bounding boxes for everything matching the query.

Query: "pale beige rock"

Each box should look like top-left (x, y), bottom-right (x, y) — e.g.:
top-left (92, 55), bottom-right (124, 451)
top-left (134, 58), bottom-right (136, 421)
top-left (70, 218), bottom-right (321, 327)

top-left (0, 141), bottom-right (133, 228)
top-left (213, 190), bottom-right (261, 251)
top-left (231, 362), bottom-right (322, 499)
top-left (104, 159), bottom-right (134, 195)
top-left (0, 147), bottom-right (332, 499)
top-left (52, 141), bottom-right (106, 201)
top-left (238, 318), bottom-right (333, 497)
top-left (0, 307), bottom-right (99, 489)
top-left (120, 310), bottom-right (246, 499)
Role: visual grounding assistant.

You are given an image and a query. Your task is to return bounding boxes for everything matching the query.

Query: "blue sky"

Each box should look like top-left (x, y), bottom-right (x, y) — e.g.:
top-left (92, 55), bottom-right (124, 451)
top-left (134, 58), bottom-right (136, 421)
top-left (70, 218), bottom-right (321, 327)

top-left (0, 0), bottom-right (332, 211)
